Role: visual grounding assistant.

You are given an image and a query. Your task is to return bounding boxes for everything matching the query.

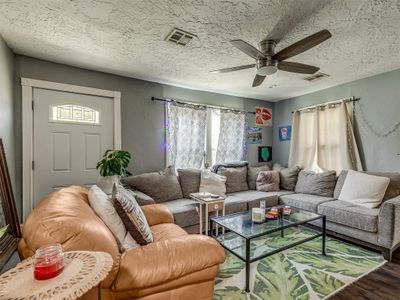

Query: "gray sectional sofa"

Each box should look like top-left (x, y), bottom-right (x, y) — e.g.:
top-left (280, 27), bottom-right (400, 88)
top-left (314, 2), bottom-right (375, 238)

top-left (122, 163), bottom-right (400, 261)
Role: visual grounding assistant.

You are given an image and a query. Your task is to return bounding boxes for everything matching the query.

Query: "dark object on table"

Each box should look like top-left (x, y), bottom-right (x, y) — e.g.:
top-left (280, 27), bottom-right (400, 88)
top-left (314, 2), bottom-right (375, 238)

top-left (0, 138), bottom-right (21, 271)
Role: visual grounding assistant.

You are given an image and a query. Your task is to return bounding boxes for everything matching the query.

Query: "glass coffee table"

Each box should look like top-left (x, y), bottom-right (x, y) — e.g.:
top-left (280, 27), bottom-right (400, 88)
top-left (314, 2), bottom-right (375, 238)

top-left (210, 209), bottom-right (326, 292)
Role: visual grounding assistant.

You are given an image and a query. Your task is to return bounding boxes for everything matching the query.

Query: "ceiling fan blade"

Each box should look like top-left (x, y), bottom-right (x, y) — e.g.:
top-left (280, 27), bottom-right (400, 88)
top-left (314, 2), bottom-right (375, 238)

top-left (278, 61), bottom-right (319, 74)
top-left (230, 40), bottom-right (266, 59)
top-left (252, 74), bottom-right (266, 87)
top-left (210, 64), bottom-right (255, 73)
top-left (273, 29), bottom-right (331, 61)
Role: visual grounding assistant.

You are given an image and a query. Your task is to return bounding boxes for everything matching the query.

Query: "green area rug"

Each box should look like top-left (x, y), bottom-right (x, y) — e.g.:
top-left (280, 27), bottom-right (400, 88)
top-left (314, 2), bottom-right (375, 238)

top-left (213, 227), bottom-right (385, 300)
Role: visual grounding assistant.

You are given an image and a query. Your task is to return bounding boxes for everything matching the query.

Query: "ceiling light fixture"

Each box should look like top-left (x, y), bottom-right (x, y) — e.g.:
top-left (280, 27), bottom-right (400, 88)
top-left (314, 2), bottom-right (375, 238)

top-left (257, 65), bottom-right (277, 76)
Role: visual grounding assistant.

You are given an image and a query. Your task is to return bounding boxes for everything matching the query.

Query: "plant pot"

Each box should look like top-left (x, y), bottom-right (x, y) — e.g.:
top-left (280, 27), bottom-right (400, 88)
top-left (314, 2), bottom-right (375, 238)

top-left (96, 175), bottom-right (120, 195)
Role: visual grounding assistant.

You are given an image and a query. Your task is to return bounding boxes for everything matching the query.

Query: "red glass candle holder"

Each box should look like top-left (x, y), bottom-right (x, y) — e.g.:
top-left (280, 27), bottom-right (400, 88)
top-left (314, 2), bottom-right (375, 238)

top-left (34, 244), bottom-right (64, 280)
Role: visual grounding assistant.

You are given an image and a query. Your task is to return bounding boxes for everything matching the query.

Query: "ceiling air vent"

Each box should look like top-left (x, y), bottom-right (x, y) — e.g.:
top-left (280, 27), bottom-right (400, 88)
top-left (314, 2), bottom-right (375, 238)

top-left (303, 72), bottom-right (330, 82)
top-left (165, 28), bottom-right (197, 46)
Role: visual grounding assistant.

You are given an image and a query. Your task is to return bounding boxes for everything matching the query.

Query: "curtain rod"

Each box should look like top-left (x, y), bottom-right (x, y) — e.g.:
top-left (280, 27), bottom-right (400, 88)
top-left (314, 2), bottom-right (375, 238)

top-left (151, 97), bottom-right (256, 115)
top-left (291, 96), bottom-right (360, 114)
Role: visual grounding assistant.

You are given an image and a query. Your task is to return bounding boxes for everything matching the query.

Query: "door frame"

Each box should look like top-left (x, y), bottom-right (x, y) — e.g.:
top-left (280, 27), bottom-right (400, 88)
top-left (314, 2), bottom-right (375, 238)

top-left (21, 78), bottom-right (121, 220)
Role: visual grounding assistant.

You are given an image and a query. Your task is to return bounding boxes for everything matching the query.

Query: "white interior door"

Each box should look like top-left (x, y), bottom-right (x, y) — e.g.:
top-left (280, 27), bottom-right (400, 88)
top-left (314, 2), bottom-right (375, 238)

top-left (33, 88), bottom-right (115, 206)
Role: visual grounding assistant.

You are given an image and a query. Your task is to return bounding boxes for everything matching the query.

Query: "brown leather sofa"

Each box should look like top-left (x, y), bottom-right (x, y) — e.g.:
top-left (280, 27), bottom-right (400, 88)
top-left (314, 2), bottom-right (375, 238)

top-left (18, 186), bottom-right (225, 299)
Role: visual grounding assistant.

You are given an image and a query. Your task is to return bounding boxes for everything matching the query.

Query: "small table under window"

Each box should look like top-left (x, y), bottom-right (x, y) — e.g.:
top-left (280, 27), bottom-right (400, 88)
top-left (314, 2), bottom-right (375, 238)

top-left (190, 192), bottom-right (225, 235)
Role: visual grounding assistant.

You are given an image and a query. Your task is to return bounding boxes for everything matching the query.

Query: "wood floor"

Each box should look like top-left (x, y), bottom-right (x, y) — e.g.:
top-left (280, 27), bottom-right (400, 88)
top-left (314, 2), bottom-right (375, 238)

top-left (330, 248), bottom-right (400, 300)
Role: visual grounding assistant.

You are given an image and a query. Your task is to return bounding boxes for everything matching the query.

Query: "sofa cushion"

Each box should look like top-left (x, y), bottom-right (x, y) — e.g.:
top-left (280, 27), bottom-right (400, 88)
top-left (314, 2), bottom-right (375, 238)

top-left (212, 161), bottom-right (248, 173)
top-left (273, 163), bottom-right (301, 191)
top-left (279, 193), bottom-right (333, 212)
top-left (121, 166), bottom-right (183, 203)
top-left (131, 190), bottom-right (156, 206)
top-left (163, 198), bottom-right (199, 228)
top-left (227, 190), bottom-right (279, 210)
top-left (217, 166), bottom-right (249, 193)
top-left (248, 165), bottom-right (270, 190)
top-left (318, 200), bottom-right (379, 232)
top-left (199, 171), bottom-right (227, 197)
top-left (224, 196), bottom-right (249, 214)
top-left (334, 170), bottom-right (400, 200)
top-left (178, 169), bottom-right (201, 198)
top-left (338, 170), bottom-right (390, 208)
top-left (256, 170), bottom-right (280, 192)
top-left (295, 170), bottom-right (337, 197)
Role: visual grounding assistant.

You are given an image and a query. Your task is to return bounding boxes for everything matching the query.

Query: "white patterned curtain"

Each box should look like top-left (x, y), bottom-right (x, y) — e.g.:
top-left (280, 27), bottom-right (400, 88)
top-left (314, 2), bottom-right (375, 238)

top-left (166, 102), bottom-right (207, 170)
top-left (215, 109), bottom-right (246, 163)
top-left (289, 101), bottom-right (362, 173)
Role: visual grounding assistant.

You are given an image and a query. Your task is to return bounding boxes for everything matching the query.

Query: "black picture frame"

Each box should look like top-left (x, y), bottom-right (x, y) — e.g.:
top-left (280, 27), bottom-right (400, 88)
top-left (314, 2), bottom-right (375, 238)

top-left (258, 146), bottom-right (272, 162)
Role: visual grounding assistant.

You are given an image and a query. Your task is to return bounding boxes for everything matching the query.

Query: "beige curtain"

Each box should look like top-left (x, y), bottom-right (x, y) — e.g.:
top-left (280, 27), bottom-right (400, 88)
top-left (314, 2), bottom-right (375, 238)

top-left (288, 101), bottom-right (362, 173)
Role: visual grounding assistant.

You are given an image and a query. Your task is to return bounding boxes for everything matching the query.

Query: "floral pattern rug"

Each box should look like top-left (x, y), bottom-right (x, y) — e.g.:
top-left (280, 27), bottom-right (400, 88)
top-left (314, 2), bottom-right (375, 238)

top-left (213, 226), bottom-right (385, 300)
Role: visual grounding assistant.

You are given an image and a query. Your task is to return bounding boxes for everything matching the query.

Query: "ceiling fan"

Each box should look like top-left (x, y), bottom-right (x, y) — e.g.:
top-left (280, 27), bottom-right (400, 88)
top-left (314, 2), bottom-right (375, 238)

top-left (210, 29), bottom-right (331, 87)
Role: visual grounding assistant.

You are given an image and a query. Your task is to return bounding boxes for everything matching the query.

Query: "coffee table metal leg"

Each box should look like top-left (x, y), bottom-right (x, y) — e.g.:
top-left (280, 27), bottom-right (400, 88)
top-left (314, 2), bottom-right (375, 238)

top-left (199, 203), bottom-right (203, 234)
top-left (215, 210), bottom-right (219, 236)
top-left (322, 216), bottom-right (326, 256)
top-left (245, 239), bottom-right (250, 293)
top-left (205, 204), bottom-right (209, 235)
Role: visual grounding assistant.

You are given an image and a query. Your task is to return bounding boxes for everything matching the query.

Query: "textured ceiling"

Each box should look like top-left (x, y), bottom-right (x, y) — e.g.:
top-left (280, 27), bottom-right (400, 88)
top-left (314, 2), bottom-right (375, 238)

top-left (1, 0), bottom-right (400, 101)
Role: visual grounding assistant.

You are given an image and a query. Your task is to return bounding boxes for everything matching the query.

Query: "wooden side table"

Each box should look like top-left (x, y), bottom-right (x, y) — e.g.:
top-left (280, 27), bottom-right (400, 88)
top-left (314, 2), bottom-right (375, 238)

top-left (0, 251), bottom-right (113, 300)
top-left (190, 192), bottom-right (225, 236)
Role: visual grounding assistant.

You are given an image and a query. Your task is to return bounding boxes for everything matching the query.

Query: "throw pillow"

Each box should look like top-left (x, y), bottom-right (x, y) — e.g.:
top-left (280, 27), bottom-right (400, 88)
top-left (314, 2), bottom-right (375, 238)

top-left (295, 170), bottom-right (337, 197)
top-left (338, 170), bottom-right (390, 208)
top-left (88, 185), bottom-right (139, 251)
top-left (113, 185), bottom-right (153, 245)
top-left (199, 170), bottom-right (227, 197)
top-left (178, 168), bottom-right (201, 198)
top-left (256, 171), bottom-right (280, 192)
top-left (248, 165), bottom-right (270, 190)
top-left (273, 163), bottom-right (301, 191)
top-left (217, 166), bottom-right (248, 193)
top-left (121, 166), bottom-right (183, 203)
top-left (335, 170), bottom-right (400, 201)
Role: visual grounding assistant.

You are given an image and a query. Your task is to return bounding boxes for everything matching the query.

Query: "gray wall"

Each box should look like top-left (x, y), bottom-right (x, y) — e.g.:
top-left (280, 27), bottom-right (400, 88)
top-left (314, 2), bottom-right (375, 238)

top-left (273, 68), bottom-right (400, 172)
top-left (13, 55), bottom-right (273, 214)
top-left (0, 36), bottom-right (16, 206)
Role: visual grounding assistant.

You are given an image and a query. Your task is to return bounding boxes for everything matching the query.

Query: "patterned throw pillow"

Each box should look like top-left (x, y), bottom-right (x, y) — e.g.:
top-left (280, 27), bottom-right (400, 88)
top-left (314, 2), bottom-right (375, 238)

top-left (113, 185), bottom-right (153, 245)
top-left (256, 171), bottom-right (280, 192)
top-left (248, 165), bottom-right (270, 190)
top-left (88, 185), bottom-right (139, 251)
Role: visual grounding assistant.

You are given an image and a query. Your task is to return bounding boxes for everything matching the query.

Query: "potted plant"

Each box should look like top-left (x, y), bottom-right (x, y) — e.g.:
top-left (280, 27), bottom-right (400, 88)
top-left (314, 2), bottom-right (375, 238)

top-left (96, 149), bottom-right (132, 194)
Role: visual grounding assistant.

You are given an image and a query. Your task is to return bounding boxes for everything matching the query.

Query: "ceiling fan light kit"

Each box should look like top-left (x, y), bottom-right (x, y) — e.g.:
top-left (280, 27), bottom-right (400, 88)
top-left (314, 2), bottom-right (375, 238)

top-left (211, 29), bottom-right (332, 87)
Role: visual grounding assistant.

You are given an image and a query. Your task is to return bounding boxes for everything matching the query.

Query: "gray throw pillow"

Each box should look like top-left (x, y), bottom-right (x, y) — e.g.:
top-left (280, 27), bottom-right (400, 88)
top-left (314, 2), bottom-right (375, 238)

top-left (295, 170), bottom-right (337, 197)
top-left (121, 166), bottom-right (183, 203)
top-left (334, 170), bottom-right (400, 200)
top-left (248, 165), bottom-right (270, 190)
top-left (217, 166), bottom-right (249, 193)
top-left (273, 163), bottom-right (301, 191)
top-left (178, 168), bottom-right (201, 198)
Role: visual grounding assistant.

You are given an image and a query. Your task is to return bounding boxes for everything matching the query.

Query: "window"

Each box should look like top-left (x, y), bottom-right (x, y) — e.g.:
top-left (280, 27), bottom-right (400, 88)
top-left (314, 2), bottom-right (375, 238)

top-left (166, 102), bottom-right (245, 170)
top-left (206, 109), bottom-right (220, 167)
top-left (50, 104), bottom-right (100, 124)
top-left (288, 102), bottom-right (362, 173)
